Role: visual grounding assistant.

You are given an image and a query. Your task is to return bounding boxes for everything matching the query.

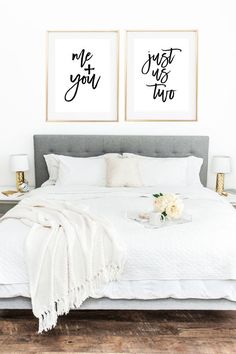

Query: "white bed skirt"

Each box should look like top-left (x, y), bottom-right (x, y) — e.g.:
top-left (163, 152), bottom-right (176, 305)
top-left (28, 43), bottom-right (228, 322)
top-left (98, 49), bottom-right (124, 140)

top-left (1, 297), bottom-right (236, 310)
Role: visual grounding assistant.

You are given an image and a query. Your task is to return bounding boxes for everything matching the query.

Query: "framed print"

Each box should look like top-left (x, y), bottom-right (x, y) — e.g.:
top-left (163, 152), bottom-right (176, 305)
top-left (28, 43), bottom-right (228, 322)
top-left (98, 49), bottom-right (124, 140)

top-left (125, 30), bottom-right (198, 121)
top-left (47, 31), bottom-right (119, 122)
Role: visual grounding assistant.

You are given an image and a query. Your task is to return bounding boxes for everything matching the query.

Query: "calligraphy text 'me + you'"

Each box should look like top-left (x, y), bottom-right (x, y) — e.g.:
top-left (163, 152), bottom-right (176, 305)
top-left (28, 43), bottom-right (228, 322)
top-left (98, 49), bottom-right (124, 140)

top-left (64, 49), bottom-right (101, 102)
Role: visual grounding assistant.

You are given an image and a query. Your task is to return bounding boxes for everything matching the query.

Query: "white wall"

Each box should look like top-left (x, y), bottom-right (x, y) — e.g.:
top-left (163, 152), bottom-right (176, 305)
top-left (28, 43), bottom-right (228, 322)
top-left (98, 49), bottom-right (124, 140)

top-left (0, 0), bottom-right (235, 188)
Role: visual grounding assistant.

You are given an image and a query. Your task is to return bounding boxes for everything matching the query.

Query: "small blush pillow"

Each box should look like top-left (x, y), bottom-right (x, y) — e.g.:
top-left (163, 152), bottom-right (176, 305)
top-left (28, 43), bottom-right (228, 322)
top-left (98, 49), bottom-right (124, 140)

top-left (106, 157), bottom-right (143, 187)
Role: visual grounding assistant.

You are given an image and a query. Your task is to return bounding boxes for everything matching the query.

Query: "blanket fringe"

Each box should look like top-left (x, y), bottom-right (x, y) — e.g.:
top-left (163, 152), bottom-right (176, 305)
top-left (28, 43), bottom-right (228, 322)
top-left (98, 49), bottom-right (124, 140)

top-left (38, 263), bottom-right (122, 333)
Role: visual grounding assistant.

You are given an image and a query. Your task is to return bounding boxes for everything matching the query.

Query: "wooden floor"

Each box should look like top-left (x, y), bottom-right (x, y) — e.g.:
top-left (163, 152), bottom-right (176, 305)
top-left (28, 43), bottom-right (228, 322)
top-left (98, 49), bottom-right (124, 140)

top-left (0, 310), bottom-right (236, 353)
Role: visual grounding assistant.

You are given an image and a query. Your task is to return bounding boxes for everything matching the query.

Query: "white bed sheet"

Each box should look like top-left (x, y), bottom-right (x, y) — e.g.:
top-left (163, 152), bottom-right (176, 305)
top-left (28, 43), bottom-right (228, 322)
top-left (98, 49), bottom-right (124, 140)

top-left (1, 185), bottom-right (236, 302)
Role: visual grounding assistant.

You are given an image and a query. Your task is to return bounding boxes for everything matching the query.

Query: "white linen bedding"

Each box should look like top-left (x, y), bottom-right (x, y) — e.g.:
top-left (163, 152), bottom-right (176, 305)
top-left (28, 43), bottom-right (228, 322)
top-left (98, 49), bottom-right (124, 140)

top-left (1, 185), bottom-right (236, 302)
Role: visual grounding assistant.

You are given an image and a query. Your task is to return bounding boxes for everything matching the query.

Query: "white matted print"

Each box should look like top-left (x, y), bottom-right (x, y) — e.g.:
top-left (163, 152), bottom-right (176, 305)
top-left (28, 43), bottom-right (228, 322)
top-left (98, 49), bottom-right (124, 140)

top-left (126, 31), bottom-right (198, 121)
top-left (47, 31), bottom-right (119, 122)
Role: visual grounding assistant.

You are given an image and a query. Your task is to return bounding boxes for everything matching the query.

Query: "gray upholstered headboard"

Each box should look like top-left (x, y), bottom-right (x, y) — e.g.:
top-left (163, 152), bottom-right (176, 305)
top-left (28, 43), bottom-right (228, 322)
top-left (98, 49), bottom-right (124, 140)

top-left (33, 135), bottom-right (209, 187)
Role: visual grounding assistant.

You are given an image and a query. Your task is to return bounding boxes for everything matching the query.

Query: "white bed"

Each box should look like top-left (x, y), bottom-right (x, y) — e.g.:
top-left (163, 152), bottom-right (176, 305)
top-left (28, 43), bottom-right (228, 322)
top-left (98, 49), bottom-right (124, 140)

top-left (1, 185), bottom-right (236, 307)
top-left (2, 134), bottom-right (236, 312)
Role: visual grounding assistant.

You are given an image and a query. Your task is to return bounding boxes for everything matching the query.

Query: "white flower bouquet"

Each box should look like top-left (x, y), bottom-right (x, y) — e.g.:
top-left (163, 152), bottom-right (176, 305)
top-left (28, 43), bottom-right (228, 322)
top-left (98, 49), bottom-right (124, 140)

top-left (153, 193), bottom-right (184, 220)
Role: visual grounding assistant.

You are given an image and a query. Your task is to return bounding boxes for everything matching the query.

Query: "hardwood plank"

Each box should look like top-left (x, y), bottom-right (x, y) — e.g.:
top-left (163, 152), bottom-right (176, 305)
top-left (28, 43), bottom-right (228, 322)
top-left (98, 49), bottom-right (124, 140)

top-left (1, 310), bottom-right (236, 353)
top-left (1, 335), bottom-right (236, 353)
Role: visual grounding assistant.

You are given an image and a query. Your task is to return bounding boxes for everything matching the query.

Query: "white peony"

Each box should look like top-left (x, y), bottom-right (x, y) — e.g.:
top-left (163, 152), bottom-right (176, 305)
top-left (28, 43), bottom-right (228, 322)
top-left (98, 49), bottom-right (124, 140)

top-left (154, 196), bottom-right (168, 212)
top-left (153, 193), bottom-right (184, 219)
top-left (165, 199), bottom-right (184, 219)
top-left (163, 193), bottom-right (178, 203)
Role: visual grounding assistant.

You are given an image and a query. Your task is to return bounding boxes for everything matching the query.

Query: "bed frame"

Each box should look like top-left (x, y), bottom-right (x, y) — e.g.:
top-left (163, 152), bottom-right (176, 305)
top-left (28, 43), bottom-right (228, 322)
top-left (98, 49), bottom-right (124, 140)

top-left (2, 134), bottom-right (235, 310)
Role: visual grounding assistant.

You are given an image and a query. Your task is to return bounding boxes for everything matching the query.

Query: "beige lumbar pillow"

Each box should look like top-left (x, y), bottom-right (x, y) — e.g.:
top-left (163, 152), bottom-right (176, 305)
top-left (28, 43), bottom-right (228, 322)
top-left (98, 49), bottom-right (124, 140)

top-left (106, 157), bottom-right (143, 187)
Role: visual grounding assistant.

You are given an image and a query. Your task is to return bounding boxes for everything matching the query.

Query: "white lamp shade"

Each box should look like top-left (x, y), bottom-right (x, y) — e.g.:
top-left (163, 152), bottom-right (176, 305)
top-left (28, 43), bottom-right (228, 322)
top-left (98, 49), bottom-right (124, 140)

top-left (10, 154), bottom-right (29, 172)
top-left (212, 156), bottom-right (231, 173)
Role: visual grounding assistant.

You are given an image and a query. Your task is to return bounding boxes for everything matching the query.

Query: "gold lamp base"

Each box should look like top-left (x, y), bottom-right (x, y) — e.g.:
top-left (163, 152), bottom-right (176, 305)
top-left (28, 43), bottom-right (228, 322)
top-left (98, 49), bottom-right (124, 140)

top-left (216, 173), bottom-right (228, 196)
top-left (16, 171), bottom-right (25, 191)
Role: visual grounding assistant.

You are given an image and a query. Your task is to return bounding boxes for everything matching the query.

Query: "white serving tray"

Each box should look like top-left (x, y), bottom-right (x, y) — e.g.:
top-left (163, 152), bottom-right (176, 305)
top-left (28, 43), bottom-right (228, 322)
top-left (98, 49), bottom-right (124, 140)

top-left (126, 211), bottom-right (192, 229)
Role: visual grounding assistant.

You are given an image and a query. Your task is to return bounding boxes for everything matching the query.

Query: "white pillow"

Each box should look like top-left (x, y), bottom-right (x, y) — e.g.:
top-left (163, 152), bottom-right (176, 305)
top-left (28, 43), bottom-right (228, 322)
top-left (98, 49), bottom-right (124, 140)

top-left (186, 156), bottom-right (203, 186)
top-left (123, 153), bottom-right (203, 187)
top-left (42, 153), bottom-right (121, 187)
top-left (56, 155), bottom-right (107, 186)
top-left (42, 154), bottom-right (60, 186)
top-left (106, 157), bottom-right (143, 187)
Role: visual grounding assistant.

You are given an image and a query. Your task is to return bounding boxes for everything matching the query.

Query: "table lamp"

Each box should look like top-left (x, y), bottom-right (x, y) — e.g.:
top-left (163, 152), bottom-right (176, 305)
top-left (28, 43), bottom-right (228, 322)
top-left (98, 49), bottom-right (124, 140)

top-left (10, 154), bottom-right (29, 190)
top-left (212, 156), bottom-right (231, 195)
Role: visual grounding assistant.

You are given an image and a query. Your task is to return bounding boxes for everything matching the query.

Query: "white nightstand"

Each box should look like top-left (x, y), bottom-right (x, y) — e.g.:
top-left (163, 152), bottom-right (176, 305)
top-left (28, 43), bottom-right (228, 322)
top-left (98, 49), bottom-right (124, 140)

top-left (0, 186), bottom-right (33, 216)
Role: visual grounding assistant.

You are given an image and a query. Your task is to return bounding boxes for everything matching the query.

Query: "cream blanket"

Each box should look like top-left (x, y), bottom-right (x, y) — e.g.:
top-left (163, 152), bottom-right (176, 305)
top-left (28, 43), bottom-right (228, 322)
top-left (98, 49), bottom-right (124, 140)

top-left (2, 198), bottom-right (126, 333)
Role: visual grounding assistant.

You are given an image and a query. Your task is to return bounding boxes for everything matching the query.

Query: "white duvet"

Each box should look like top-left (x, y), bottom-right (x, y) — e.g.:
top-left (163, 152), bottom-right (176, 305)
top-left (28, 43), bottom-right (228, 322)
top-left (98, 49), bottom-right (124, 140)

top-left (1, 185), bottom-right (236, 300)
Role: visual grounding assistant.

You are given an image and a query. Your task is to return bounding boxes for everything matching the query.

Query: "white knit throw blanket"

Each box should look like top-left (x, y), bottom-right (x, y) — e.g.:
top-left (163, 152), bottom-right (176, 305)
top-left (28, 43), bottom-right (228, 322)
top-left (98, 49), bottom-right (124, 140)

top-left (2, 198), bottom-right (126, 333)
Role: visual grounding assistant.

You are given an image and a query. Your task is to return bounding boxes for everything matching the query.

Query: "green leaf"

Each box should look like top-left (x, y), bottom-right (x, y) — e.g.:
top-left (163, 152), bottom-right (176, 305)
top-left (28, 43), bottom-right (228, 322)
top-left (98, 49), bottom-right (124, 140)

top-left (161, 211), bottom-right (167, 220)
top-left (153, 193), bottom-right (162, 198)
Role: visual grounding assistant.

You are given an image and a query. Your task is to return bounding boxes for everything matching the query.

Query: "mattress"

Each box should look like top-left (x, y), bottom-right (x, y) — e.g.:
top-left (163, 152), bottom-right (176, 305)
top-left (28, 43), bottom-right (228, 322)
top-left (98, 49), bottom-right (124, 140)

top-left (1, 185), bottom-right (236, 303)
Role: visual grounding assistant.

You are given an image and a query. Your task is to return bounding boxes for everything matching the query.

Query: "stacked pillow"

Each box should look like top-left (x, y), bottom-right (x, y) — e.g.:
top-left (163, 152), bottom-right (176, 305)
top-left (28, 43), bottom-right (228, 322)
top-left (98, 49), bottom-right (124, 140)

top-left (122, 153), bottom-right (203, 187)
top-left (43, 153), bottom-right (121, 187)
top-left (43, 153), bottom-right (203, 188)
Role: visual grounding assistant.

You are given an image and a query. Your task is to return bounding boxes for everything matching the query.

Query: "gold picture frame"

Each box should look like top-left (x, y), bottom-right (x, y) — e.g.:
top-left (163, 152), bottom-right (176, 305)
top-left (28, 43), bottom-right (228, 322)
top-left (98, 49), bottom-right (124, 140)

top-left (46, 30), bottom-right (119, 123)
top-left (125, 30), bottom-right (198, 122)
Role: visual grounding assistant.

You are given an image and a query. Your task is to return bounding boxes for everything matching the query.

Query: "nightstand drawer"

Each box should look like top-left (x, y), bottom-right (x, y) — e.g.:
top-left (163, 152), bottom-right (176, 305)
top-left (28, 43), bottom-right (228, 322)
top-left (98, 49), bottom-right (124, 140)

top-left (0, 201), bottom-right (18, 215)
